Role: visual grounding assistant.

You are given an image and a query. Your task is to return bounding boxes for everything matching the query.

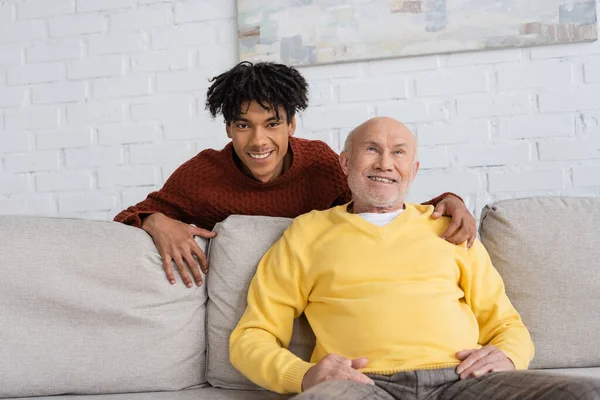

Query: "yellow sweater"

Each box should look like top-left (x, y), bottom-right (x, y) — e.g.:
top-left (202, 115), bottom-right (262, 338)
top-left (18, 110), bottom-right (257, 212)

top-left (230, 203), bottom-right (534, 394)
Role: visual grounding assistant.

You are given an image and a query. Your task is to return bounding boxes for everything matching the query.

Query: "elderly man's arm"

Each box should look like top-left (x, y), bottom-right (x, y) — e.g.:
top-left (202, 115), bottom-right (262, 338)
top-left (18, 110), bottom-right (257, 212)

top-left (229, 231), bottom-right (313, 394)
top-left (456, 240), bottom-right (535, 378)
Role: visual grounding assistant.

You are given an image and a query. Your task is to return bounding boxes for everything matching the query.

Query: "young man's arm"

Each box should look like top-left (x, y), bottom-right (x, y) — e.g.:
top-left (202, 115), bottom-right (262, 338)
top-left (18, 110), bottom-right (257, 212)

top-left (458, 241), bottom-right (535, 376)
top-left (114, 162), bottom-right (194, 228)
top-left (230, 229), bottom-right (313, 394)
top-left (114, 155), bottom-right (215, 288)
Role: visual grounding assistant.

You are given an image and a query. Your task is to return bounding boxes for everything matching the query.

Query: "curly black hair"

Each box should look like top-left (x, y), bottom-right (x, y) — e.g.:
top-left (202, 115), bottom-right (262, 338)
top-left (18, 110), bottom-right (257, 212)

top-left (205, 61), bottom-right (309, 124)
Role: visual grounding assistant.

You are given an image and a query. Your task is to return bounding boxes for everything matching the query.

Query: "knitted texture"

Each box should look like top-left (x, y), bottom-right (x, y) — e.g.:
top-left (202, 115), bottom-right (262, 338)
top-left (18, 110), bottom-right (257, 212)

top-left (114, 137), bottom-right (451, 231)
top-left (114, 137), bottom-right (351, 230)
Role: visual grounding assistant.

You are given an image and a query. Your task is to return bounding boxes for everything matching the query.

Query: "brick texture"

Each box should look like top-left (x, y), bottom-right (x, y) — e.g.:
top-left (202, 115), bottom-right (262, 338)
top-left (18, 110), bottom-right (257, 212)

top-left (0, 0), bottom-right (598, 219)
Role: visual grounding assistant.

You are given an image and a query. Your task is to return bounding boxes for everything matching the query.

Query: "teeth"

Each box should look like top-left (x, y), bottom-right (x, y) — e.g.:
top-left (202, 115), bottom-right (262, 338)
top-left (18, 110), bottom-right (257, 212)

top-left (370, 176), bottom-right (394, 183)
top-left (249, 152), bottom-right (271, 159)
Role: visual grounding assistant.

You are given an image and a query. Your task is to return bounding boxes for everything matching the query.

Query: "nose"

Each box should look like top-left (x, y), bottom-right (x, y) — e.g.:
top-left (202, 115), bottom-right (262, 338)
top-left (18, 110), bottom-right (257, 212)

top-left (249, 127), bottom-right (268, 148)
top-left (374, 152), bottom-right (393, 171)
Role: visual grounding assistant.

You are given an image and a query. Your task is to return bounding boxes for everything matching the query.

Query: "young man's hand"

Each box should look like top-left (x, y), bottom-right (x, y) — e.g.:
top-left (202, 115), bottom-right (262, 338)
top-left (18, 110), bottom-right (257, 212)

top-left (301, 354), bottom-right (374, 392)
top-left (142, 213), bottom-right (216, 287)
top-left (431, 195), bottom-right (477, 248)
top-left (455, 345), bottom-right (515, 380)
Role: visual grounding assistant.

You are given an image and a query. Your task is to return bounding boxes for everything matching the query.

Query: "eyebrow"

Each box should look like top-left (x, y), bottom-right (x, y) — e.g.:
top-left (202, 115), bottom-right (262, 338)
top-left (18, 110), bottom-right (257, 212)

top-left (235, 116), bottom-right (281, 123)
top-left (364, 141), bottom-right (408, 148)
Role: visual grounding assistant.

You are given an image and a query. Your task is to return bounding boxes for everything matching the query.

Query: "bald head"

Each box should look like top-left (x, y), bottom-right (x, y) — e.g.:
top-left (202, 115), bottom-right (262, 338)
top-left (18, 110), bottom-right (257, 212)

top-left (343, 117), bottom-right (418, 161)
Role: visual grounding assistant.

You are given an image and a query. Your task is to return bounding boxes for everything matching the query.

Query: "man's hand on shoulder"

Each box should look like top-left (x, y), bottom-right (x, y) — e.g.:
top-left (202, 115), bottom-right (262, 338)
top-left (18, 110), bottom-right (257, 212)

top-left (142, 213), bottom-right (216, 287)
top-left (301, 354), bottom-right (374, 392)
top-left (431, 195), bottom-right (477, 248)
top-left (455, 345), bottom-right (515, 380)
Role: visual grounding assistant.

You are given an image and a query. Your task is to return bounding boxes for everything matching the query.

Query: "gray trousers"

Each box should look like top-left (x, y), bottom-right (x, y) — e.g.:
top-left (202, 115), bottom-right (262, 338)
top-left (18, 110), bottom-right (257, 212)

top-left (293, 368), bottom-right (600, 400)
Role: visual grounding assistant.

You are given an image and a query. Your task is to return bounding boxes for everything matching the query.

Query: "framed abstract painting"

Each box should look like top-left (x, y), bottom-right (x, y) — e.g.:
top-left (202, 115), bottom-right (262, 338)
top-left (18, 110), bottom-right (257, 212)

top-left (237, 0), bottom-right (598, 66)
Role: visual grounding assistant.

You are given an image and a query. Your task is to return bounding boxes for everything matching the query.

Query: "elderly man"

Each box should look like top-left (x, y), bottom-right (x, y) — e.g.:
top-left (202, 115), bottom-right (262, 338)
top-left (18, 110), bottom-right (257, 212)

top-left (230, 117), bottom-right (600, 400)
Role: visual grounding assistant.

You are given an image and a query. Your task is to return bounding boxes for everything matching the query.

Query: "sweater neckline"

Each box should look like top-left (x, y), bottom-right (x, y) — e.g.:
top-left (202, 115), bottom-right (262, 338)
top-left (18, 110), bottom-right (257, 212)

top-left (224, 137), bottom-right (303, 188)
top-left (335, 202), bottom-right (418, 238)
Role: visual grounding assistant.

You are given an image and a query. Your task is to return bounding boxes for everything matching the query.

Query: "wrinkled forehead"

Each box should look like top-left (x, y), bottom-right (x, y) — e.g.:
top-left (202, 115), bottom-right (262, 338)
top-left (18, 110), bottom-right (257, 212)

top-left (357, 127), bottom-right (416, 148)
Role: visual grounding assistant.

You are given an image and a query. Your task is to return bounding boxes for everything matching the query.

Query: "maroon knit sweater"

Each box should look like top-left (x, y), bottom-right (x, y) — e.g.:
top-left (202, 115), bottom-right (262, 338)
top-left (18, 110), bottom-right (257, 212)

top-left (114, 137), bottom-right (452, 231)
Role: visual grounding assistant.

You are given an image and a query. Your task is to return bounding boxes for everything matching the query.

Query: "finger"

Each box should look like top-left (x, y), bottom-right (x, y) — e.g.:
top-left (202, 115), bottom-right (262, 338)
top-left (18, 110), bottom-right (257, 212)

top-left (441, 219), bottom-right (461, 240)
top-left (460, 350), bottom-right (505, 379)
top-left (340, 370), bottom-right (374, 386)
top-left (173, 256), bottom-right (193, 288)
top-left (460, 362), bottom-right (494, 380)
top-left (467, 232), bottom-right (476, 249)
top-left (447, 219), bottom-right (477, 248)
top-left (183, 252), bottom-right (203, 287)
top-left (161, 252), bottom-right (176, 285)
top-left (190, 226), bottom-right (217, 239)
top-left (456, 347), bottom-right (494, 374)
top-left (351, 357), bottom-right (369, 370)
top-left (444, 222), bottom-right (470, 245)
top-left (456, 349), bottom-right (478, 360)
top-left (431, 203), bottom-right (446, 219)
top-left (462, 357), bottom-right (490, 377)
top-left (192, 244), bottom-right (209, 274)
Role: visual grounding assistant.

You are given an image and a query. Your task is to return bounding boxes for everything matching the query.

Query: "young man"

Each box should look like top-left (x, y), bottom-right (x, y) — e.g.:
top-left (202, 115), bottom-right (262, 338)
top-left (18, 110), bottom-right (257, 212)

top-left (230, 118), bottom-right (600, 399)
top-left (114, 62), bottom-right (476, 288)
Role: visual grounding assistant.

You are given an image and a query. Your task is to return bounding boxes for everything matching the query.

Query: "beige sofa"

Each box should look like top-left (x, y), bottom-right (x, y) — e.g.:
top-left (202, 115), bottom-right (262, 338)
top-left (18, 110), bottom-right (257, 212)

top-left (0, 197), bottom-right (598, 399)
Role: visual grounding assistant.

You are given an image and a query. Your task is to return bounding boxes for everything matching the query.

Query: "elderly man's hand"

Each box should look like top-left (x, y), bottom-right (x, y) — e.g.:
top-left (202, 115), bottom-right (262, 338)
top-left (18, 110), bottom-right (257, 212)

top-left (301, 354), bottom-right (374, 392)
top-left (431, 195), bottom-right (476, 248)
top-left (455, 345), bottom-right (515, 380)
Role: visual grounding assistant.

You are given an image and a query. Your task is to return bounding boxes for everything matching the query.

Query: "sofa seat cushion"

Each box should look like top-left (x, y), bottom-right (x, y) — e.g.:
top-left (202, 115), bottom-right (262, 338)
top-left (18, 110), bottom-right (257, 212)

top-left (0, 216), bottom-right (208, 398)
top-left (480, 197), bottom-right (600, 369)
top-left (205, 215), bottom-right (316, 390)
top-left (2, 387), bottom-right (291, 400)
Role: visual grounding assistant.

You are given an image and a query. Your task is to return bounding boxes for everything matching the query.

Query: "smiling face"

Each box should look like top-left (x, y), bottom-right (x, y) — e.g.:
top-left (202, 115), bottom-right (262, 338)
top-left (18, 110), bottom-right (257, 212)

top-left (226, 100), bottom-right (296, 183)
top-left (340, 117), bottom-right (419, 213)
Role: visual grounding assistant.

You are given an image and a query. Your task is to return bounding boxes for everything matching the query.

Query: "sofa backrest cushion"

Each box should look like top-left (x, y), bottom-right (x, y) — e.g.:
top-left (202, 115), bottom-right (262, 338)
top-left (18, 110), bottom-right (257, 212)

top-left (205, 215), bottom-right (315, 390)
top-left (0, 216), bottom-right (208, 398)
top-left (480, 197), bottom-right (600, 369)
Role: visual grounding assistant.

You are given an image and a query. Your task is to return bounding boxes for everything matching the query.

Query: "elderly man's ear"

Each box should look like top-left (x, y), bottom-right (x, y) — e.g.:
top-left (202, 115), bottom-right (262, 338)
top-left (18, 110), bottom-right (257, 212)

top-left (339, 151), bottom-right (349, 176)
top-left (411, 161), bottom-right (420, 181)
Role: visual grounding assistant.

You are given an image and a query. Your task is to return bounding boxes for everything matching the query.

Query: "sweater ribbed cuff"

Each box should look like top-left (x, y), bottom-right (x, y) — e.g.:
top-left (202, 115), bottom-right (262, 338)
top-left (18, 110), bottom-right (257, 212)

top-left (282, 360), bottom-right (314, 393)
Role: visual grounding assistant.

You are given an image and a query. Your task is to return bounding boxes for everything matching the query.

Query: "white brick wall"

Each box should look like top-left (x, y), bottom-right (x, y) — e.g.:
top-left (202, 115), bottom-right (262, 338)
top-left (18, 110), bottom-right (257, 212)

top-left (48, 14), bottom-right (105, 37)
top-left (0, 0), bottom-right (599, 220)
top-left (27, 40), bottom-right (82, 63)
top-left (17, 0), bottom-right (74, 19)
top-left (7, 62), bottom-right (63, 85)
top-left (77, 0), bottom-right (135, 13)
top-left (32, 81), bottom-right (86, 104)
top-left (110, 5), bottom-right (171, 31)
top-left (414, 67), bottom-right (488, 97)
top-left (35, 171), bottom-right (93, 192)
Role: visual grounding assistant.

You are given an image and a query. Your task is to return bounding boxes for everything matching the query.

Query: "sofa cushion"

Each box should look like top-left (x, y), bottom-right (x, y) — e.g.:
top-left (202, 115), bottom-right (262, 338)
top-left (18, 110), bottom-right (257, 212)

top-left (0, 216), bottom-right (208, 398)
top-left (480, 197), bottom-right (600, 369)
top-left (2, 387), bottom-right (291, 400)
top-left (538, 368), bottom-right (600, 380)
top-left (205, 215), bottom-right (316, 389)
